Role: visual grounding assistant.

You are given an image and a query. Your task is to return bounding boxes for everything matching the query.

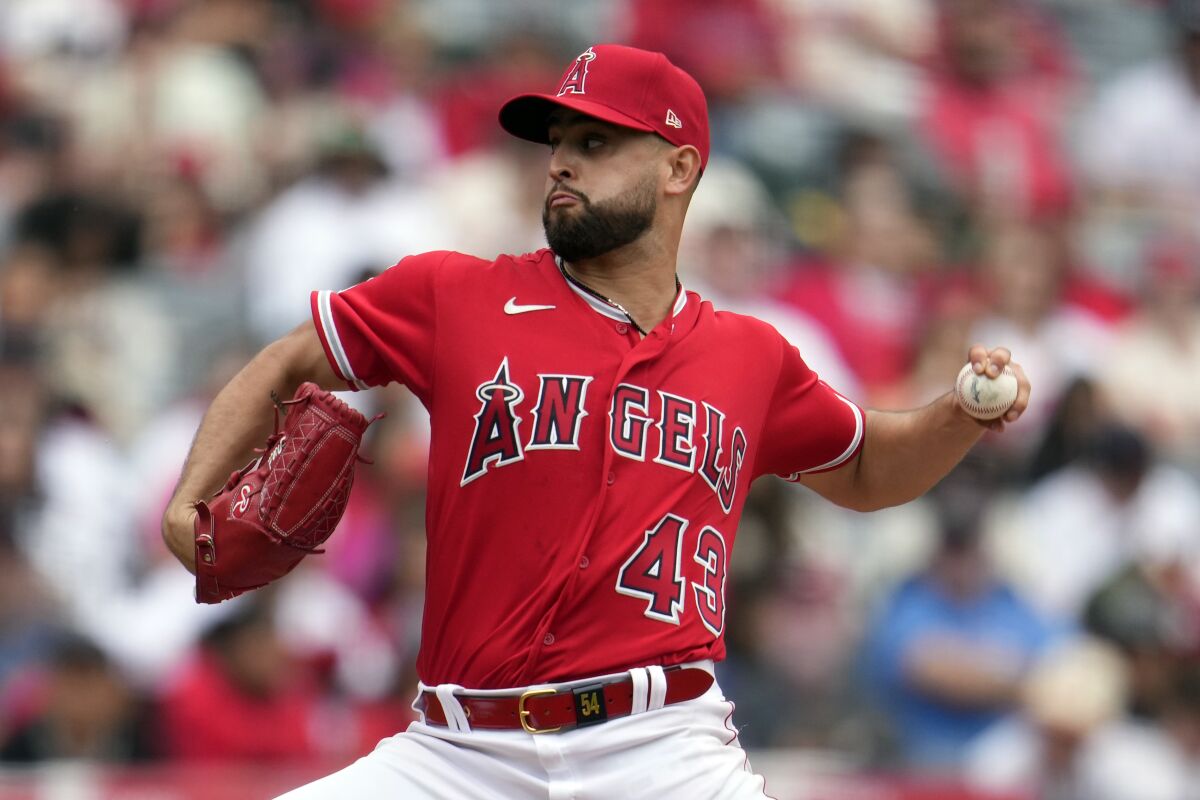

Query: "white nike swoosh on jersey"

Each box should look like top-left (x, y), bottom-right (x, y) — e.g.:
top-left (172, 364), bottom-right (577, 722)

top-left (504, 298), bottom-right (556, 314)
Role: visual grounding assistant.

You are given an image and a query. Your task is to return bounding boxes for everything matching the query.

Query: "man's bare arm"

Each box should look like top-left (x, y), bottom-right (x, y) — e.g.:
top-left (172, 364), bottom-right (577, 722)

top-left (800, 346), bottom-right (1030, 512)
top-left (161, 321), bottom-right (344, 572)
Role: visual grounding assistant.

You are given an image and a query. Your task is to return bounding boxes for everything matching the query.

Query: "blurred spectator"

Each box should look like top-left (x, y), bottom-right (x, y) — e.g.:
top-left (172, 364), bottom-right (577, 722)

top-left (11, 190), bottom-right (182, 442)
top-left (424, 140), bottom-right (548, 257)
top-left (1077, 0), bottom-right (1200, 281)
top-left (0, 520), bottom-right (59, 698)
top-left (273, 557), bottom-right (406, 706)
top-left (1026, 377), bottom-right (1106, 484)
top-left (0, 356), bottom-right (44, 505)
top-left (1085, 566), bottom-right (1200, 722)
top-left (358, 15), bottom-right (448, 180)
top-left (628, 0), bottom-right (782, 101)
top-left (968, 221), bottom-right (1114, 456)
top-left (1, 349), bottom-right (144, 638)
top-left (139, 175), bottom-right (225, 279)
top-left (772, 0), bottom-right (937, 122)
top-left (1084, 523), bottom-right (1200, 723)
top-left (777, 137), bottom-right (939, 403)
top-left (0, 243), bottom-right (61, 352)
top-left (1, 348), bottom-right (223, 692)
top-left (862, 491), bottom-right (1058, 770)
top-left (431, 34), bottom-right (564, 158)
top-left (886, 278), bottom-right (982, 412)
top-left (158, 600), bottom-right (323, 762)
top-left (53, 1), bottom-right (272, 210)
top-left (680, 156), bottom-right (860, 397)
top-left (1000, 424), bottom-right (1200, 624)
top-left (718, 563), bottom-right (871, 752)
top-left (920, 0), bottom-right (1076, 221)
top-left (0, 0), bottom-right (127, 63)
top-left (13, 397), bottom-right (139, 632)
top-left (965, 637), bottom-right (1191, 800)
top-left (719, 476), bottom-right (873, 752)
top-left (0, 359), bottom-right (60, 691)
top-left (0, 635), bottom-right (156, 763)
top-left (1103, 239), bottom-right (1200, 471)
top-left (0, 112), bottom-right (68, 250)
top-left (242, 122), bottom-right (452, 343)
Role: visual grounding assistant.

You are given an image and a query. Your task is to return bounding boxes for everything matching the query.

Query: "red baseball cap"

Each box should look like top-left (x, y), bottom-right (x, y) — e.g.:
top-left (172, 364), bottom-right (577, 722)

top-left (499, 44), bottom-right (710, 169)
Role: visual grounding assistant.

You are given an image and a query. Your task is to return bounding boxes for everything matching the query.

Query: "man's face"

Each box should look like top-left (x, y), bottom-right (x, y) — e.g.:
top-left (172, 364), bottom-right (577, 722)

top-left (942, 0), bottom-right (1018, 85)
top-left (542, 111), bottom-right (661, 262)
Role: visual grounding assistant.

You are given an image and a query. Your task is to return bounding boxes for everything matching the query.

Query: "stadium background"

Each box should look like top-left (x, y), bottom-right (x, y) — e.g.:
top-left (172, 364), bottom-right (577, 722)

top-left (0, 0), bottom-right (1198, 797)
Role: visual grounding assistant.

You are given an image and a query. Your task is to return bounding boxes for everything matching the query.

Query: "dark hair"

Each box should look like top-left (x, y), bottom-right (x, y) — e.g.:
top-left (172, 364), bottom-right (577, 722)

top-left (48, 634), bottom-right (111, 672)
top-left (1087, 424), bottom-right (1150, 479)
top-left (200, 597), bottom-right (273, 652)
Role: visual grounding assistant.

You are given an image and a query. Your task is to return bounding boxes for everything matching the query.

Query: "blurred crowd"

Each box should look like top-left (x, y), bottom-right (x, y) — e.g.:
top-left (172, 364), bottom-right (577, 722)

top-left (0, 0), bottom-right (1198, 797)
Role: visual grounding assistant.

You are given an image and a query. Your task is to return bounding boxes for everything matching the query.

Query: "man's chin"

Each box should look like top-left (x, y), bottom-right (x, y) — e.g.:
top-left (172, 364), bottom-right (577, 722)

top-left (546, 238), bottom-right (614, 263)
top-left (546, 203), bottom-right (582, 219)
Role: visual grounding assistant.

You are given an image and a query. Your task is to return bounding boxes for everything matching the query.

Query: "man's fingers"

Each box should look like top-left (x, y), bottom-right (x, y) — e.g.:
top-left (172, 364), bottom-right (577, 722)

top-left (1003, 361), bottom-right (1031, 422)
top-left (985, 347), bottom-right (1012, 377)
top-left (968, 343), bottom-right (990, 374)
top-left (967, 343), bottom-right (1009, 376)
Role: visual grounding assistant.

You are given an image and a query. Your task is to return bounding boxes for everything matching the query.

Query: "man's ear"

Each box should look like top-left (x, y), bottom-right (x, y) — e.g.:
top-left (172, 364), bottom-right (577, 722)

top-left (664, 145), bottom-right (702, 198)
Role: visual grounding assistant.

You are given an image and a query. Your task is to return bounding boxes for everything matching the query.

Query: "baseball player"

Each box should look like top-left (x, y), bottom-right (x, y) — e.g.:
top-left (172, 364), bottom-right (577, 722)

top-left (161, 44), bottom-right (1030, 798)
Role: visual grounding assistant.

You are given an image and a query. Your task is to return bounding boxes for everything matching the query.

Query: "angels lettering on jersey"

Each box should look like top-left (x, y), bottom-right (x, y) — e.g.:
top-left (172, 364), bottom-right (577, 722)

top-left (461, 357), bottom-right (747, 513)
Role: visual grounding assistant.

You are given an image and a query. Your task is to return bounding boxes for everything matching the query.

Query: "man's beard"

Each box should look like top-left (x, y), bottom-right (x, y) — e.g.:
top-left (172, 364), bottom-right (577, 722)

top-left (542, 178), bottom-right (656, 262)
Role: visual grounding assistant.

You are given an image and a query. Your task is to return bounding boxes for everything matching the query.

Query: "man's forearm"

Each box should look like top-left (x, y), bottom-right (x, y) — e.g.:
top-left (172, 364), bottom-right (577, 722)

top-left (856, 393), bottom-right (984, 509)
top-left (814, 393), bottom-right (985, 512)
top-left (162, 340), bottom-right (308, 568)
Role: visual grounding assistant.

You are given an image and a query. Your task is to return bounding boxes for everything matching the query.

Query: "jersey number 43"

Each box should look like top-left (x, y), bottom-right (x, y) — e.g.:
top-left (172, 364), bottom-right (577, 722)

top-left (616, 512), bottom-right (727, 636)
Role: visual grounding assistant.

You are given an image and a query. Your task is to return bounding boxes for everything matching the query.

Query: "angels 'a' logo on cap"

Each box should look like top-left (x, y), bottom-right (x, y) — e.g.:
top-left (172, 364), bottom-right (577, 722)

top-left (557, 47), bottom-right (597, 96)
top-left (665, 109), bottom-right (683, 129)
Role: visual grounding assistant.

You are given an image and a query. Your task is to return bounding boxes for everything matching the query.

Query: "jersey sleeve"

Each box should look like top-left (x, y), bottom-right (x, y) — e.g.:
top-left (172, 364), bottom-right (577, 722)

top-left (753, 337), bottom-right (865, 481)
top-left (310, 251), bottom-right (449, 402)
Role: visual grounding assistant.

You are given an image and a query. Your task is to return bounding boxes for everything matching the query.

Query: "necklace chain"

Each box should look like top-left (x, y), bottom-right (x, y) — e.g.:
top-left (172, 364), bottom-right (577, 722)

top-left (555, 257), bottom-right (680, 337)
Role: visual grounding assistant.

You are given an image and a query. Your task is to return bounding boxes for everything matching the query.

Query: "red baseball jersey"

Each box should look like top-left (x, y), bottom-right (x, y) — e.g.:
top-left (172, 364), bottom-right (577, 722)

top-left (311, 248), bottom-right (864, 689)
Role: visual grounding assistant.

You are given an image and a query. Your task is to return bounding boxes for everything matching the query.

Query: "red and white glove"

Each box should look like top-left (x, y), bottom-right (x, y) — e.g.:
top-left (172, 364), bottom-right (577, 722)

top-left (192, 383), bottom-right (374, 604)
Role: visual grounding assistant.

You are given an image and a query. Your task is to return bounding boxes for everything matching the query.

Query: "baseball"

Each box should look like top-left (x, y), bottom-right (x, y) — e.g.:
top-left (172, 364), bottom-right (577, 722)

top-left (955, 362), bottom-right (1018, 421)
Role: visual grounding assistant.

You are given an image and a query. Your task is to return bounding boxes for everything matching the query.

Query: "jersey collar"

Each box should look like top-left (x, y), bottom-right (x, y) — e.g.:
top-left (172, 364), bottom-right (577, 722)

top-left (555, 255), bottom-right (690, 331)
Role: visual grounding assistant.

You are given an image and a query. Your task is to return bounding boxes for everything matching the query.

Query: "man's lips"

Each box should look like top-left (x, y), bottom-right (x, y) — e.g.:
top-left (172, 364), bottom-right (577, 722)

top-left (548, 191), bottom-right (582, 208)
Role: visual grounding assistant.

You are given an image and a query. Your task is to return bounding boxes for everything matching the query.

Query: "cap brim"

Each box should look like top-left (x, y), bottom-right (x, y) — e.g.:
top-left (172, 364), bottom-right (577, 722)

top-left (499, 93), bottom-right (655, 145)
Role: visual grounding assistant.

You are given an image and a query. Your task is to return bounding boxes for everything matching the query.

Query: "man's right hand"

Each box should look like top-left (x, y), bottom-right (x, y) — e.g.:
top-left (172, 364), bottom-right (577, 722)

top-left (161, 502), bottom-right (199, 574)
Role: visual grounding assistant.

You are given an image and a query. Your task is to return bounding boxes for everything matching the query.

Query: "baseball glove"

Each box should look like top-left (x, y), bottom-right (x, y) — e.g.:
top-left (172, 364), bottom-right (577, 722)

top-left (192, 383), bottom-right (374, 604)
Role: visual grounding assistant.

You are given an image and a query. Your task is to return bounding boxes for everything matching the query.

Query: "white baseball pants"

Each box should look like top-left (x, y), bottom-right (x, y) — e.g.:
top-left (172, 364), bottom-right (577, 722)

top-left (276, 662), bottom-right (773, 799)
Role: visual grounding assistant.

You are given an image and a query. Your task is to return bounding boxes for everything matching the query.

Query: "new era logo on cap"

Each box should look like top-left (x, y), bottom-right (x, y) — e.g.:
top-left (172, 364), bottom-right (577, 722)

top-left (498, 44), bottom-right (710, 168)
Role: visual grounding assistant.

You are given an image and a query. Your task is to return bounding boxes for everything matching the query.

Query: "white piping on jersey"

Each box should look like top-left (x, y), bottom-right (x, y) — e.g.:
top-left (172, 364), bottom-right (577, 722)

top-left (671, 285), bottom-right (687, 316)
top-left (555, 255), bottom-right (688, 326)
top-left (562, 273), bottom-right (628, 322)
top-left (317, 290), bottom-right (369, 391)
top-left (793, 390), bottom-right (864, 475)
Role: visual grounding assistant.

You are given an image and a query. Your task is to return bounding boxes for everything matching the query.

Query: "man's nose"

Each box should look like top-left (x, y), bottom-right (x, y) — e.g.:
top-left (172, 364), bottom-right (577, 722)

top-left (548, 149), bottom-right (576, 184)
